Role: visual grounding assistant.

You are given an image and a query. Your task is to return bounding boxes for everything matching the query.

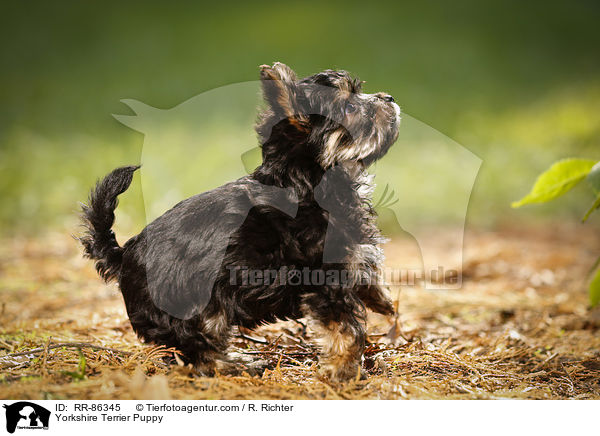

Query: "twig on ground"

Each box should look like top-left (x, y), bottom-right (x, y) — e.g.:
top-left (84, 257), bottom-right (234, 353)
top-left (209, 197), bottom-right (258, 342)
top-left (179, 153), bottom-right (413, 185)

top-left (531, 352), bottom-right (558, 372)
top-left (241, 351), bottom-right (314, 356)
top-left (236, 332), bottom-right (269, 345)
top-left (559, 361), bottom-right (575, 393)
top-left (40, 337), bottom-right (52, 378)
top-left (1, 342), bottom-right (134, 358)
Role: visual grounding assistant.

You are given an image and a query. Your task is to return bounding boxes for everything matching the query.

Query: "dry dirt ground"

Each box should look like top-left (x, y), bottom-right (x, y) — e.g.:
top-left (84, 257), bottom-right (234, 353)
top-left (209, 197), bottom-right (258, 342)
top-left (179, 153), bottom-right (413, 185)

top-left (1, 223), bottom-right (599, 400)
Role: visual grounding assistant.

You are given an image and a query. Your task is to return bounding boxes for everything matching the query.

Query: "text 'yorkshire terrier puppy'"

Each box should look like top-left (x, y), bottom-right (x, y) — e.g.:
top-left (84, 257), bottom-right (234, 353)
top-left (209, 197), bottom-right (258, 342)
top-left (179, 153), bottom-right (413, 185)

top-left (80, 62), bottom-right (401, 382)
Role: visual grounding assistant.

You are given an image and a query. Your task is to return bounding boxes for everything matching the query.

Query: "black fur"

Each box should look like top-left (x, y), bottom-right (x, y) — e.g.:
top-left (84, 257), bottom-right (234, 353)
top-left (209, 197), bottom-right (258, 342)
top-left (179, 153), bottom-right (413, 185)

top-left (80, 165), bottom-right (139, 282)
top-left (80, 62), bottom-right (400, 381)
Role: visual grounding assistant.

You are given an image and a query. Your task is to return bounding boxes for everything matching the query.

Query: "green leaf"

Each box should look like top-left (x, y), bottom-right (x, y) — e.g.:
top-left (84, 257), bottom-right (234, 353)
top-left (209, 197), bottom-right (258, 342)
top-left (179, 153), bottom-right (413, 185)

top-left (582, 195), bottom-right (600, 222)
top-left (62, 350), bottom-right (87, 381)
top-left (586, 161), bottom-right (600, 194)
top-left (590, 262), bottom-right (600, 308)
top-left (77, 350), bottom-right (86, 374)
top-left (512, 158), bottom-right (598, 208)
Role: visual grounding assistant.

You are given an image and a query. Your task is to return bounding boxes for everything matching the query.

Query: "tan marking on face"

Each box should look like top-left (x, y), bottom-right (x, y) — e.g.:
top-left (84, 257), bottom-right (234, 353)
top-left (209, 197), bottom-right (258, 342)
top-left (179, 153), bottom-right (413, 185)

top-left (320, 129), bottom-right (345, 167)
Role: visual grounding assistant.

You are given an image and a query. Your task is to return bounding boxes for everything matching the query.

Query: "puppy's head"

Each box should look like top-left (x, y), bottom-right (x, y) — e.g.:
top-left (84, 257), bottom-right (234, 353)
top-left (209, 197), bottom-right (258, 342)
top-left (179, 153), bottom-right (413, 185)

top-left (257, 62), bottom-right (400, 168)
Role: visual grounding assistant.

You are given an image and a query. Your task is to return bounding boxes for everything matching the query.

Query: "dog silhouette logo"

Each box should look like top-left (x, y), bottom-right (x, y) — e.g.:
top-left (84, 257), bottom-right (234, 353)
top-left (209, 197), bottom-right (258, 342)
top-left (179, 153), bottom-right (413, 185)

top-left (2, 402), bottom-right (50, 433)
top-left (114, 81), bottom-right (481, 305)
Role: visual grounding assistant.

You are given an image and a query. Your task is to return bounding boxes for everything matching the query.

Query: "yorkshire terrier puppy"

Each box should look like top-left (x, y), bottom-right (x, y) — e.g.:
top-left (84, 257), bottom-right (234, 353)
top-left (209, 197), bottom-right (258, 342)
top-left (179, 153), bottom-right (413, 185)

top-left (80, 62), bottom-right (400, 381)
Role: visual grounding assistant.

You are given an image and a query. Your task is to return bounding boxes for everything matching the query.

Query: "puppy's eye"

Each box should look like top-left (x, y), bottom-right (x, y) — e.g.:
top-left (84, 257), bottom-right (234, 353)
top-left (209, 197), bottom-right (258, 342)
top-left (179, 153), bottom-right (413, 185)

top-left (345, 102), bottom-right (357, 115)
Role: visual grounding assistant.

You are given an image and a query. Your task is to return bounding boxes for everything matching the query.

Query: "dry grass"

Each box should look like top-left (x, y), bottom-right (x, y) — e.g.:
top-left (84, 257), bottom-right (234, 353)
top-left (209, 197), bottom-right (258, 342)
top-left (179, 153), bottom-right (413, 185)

top-left (1, 223), bottom-right (599, 399)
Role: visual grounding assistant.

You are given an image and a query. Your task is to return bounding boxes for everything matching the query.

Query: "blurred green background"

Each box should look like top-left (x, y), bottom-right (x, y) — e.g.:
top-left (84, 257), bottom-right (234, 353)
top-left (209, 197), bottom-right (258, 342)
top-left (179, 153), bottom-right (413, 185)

top-left (1, 0), bottom-right (600, 236)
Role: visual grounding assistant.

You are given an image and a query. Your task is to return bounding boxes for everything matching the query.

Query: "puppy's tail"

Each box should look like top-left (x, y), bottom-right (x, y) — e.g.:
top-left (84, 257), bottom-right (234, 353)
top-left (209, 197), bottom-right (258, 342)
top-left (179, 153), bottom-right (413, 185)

top-left (79, 165), bottom-right (140, 282)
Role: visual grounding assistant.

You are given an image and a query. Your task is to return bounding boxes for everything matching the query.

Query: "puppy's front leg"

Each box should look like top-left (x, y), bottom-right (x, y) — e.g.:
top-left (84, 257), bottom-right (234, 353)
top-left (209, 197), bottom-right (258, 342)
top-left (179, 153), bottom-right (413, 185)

top-left (303, 298), bottom-right (366, 382)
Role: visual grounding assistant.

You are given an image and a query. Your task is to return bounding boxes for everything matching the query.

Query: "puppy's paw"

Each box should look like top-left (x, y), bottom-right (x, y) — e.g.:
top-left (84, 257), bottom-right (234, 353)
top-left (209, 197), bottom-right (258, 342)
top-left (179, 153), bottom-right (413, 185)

top-left (209, 357), bottom-right (271, 377)
top-left (317, 362), bottom-right (366, 383)
top-left (242, 359), bottom-right (271, 377)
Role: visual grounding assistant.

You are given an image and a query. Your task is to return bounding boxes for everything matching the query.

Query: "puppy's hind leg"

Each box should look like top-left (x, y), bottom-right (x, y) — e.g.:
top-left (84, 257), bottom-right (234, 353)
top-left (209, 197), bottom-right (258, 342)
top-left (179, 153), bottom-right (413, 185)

top-left (173, 310), bottom-right (268, 377)
top-left (128, 307), bottom-right (232, 375)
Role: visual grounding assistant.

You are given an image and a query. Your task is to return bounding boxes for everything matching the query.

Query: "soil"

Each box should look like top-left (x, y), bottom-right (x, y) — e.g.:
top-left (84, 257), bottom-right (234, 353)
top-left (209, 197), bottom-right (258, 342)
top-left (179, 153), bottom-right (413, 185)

top-left (1, 223), bottom-right (599, 399)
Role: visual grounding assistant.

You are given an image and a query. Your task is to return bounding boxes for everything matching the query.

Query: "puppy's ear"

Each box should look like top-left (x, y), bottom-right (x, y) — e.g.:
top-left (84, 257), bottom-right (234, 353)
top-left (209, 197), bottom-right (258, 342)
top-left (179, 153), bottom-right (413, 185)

top-left (260, 62), bottom-right (308, 131)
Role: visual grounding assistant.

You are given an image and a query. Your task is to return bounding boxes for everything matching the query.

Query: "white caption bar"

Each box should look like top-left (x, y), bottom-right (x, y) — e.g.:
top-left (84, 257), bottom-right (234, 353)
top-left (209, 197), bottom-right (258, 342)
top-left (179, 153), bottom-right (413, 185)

top-left (0, 400), bottom-right (593, 435)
